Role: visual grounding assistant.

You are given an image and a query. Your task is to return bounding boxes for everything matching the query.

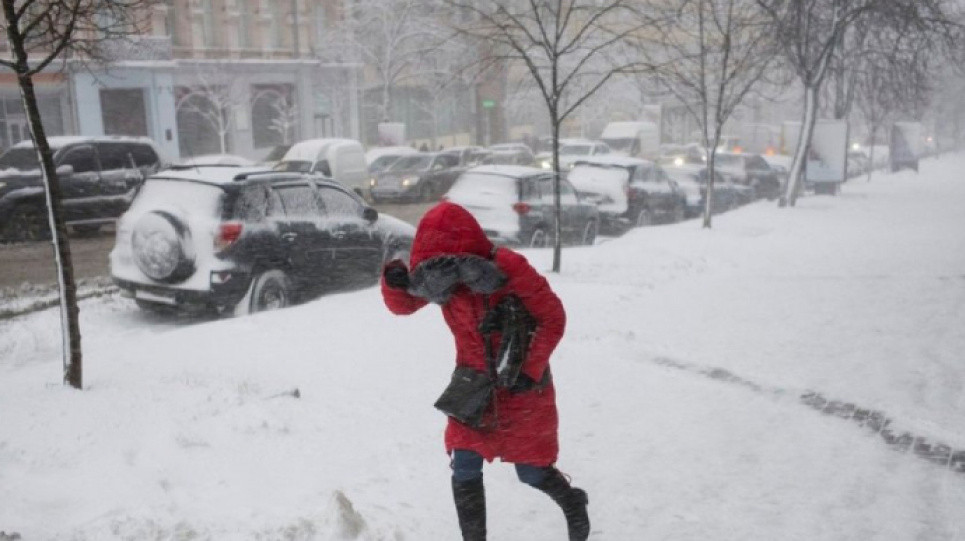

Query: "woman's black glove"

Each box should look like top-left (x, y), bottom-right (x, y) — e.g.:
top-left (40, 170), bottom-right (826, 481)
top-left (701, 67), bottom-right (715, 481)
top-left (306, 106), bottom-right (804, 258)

top-left (383, 260), bottom-right (410, 290)
top-left (509, 373), bottom-right (537, 394)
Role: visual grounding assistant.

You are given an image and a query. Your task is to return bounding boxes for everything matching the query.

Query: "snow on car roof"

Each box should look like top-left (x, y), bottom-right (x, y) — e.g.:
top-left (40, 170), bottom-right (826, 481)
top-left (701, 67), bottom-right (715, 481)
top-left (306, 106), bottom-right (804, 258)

top-left (283, 138), bottom-right (360, 161)
top-left (464, 164), bottom-right (545, 177)
top-left (150, 166), bottom-right (281, 185)
top-left (571, 156), bottom-right (653, 168)
top-left (12, 135), bottom-right (157, 150)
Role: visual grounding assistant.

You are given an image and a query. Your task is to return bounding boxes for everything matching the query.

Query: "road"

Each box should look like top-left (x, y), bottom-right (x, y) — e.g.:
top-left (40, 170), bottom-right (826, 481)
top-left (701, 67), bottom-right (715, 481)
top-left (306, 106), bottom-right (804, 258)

top-left (0, 202), bottom-right (432, 291)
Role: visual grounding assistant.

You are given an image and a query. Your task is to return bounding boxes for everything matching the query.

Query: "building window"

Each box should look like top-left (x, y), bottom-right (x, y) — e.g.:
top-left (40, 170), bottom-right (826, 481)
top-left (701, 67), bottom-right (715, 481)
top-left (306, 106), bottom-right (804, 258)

top-left (313, 3), bottom-right (326, 49)
top-left (269, 2), bottom-right (283, 49)
top-left (251, 85), bottom-right (296, 148)
top-left (237, 0), bottom-right (252, 48)
top-left (200, 0), bottom-right (216, 47)
top-left (166, 0), bottom-right (180, 46)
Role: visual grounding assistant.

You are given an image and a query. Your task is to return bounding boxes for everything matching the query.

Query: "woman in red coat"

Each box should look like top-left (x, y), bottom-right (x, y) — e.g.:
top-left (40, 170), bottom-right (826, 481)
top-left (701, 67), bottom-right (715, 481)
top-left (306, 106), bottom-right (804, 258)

top-left (381, 202), bottom-right (590, 541)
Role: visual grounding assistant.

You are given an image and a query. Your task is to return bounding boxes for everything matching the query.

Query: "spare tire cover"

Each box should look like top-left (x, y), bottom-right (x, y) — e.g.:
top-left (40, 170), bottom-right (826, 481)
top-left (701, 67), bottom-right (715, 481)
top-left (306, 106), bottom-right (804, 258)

top-left (132, 211), bottom-right (194, 282)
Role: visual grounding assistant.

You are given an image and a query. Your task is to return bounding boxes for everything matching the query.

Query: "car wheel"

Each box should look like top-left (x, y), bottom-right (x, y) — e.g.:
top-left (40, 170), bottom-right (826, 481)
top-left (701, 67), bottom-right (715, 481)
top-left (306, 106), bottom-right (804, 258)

top-left (419, 182), bottom-right (433, 203)
top-left (72, 224), bottom-right (101, 236)
top-left (672, 202), bottom-right (686, 223)
top-left (3, 204), bottom-right (49, 242)
top-left (635, 208), bottom-right (653, 227)
top-left (582, 220), bottom-right (598, 246)
top-left (131, 211), bottom-right (195, 282)
top-left (529, 228), bottom-right (550, 248)
top-left (249, 269), bottom-right (292, 313)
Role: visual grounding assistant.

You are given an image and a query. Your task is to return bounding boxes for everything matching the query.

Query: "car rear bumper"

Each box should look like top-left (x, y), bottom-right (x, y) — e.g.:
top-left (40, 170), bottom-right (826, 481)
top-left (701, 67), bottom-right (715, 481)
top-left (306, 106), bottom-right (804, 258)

top-left (113, 272), bottom-right (251, 311)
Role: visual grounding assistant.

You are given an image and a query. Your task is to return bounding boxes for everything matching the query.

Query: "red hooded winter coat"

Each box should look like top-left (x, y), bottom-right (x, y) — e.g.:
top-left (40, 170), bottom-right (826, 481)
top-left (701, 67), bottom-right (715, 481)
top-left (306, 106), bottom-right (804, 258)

top-left (381, 202), bottom-right (566, 466)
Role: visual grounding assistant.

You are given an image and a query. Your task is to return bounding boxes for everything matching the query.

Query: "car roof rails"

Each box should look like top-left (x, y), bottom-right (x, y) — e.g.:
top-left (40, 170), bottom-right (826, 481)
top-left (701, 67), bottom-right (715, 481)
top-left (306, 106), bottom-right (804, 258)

top-left (232, 169), bottom-right (302, 181)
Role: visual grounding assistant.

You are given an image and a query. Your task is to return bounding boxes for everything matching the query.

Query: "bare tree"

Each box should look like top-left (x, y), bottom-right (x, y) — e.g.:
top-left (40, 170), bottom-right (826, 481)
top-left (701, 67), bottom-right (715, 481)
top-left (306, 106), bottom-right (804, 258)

top-left (329, 0), bottom-right (444, 128)
top-left (1, 0), bottom-right (159, 389)
top-left (643, 0), bottom-right (777, 228)
top-left (445, 0), bottom-right (648, 272)
top-left (176, 63), bottom-right (247, 156)
top-left (756, 0), bottom-right (958, 206)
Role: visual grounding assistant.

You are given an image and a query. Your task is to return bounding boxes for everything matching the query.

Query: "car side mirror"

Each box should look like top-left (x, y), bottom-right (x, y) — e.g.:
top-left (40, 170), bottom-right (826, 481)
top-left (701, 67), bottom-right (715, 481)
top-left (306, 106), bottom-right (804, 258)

top-left (362, 207), bottom-right (378, 223)
top-left (56, 164), bottom-right (74, 176)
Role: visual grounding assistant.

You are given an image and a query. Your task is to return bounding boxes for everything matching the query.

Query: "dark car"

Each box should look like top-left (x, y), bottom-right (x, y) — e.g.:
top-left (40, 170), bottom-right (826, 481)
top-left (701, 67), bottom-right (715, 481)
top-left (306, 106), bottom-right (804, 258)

top-left (443, 165), bottom-right (599, 248)
top-left (712, 152), bottom-right (782, 201)
top-left (370, 152), bottom-right (463, 203)
top-left (110, 166), bottom-right (415, 315)
top-left (571, 156), bottom-right (687, 230)
top-left (0, 136), bottom-right (166, 242)
top-left (486, 144), bottom-right (536, 166)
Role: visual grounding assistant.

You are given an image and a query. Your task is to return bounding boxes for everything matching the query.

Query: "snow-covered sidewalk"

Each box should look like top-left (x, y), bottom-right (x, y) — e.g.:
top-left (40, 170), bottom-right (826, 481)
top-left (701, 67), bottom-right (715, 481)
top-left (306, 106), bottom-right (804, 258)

top-left (1, 156), bottom-right (964, 540)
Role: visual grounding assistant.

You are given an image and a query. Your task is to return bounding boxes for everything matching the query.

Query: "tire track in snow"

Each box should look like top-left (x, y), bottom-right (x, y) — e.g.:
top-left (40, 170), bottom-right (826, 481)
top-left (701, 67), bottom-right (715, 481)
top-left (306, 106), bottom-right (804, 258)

top-left (648, 356), bottom-right (965, 478)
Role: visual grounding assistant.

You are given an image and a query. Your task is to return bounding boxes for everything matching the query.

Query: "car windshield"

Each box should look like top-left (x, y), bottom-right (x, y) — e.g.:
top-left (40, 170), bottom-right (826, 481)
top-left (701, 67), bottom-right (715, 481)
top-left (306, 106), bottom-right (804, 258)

top-left (601, 138), bottom-right (634, 152)
top-left (369, 155), bottom-right (401, 173)
top-left (714, 154), bottom-right (743, 169)
top-left (559, 144), bottom-right (592, 155)
top-left (387, 155), bottom-right (432, 172)
top-left (0, 148), bottom-right (41, 170)
top-left (273, 160), bottom-right (313, 173)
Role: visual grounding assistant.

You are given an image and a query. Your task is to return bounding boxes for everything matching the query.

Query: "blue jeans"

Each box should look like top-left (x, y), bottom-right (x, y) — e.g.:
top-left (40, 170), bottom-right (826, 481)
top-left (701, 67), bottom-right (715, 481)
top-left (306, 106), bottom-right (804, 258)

top-left (451, 449), bottom-right (549, 486)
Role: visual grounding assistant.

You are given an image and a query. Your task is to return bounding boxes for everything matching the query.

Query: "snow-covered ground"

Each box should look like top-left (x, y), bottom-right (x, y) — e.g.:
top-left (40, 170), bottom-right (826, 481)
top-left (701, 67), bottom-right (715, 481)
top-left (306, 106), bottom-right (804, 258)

top-left (1, 156), bottom-right (964, 540)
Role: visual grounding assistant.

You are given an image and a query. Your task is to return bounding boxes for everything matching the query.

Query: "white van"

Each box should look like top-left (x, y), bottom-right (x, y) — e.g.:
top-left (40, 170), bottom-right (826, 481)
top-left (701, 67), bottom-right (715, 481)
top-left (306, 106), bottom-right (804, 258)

top-left (600, 122), bottom-right (660, 160)
top-left (275, 138), bottom-right (369, 196)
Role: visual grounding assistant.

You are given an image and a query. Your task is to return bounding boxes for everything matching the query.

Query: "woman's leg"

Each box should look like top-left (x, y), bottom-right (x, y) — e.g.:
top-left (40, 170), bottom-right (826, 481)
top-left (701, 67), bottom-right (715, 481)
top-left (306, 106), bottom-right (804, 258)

top-left (451, 450), bottom-right (486, 541)
top-left (517, 464), bottom-right (590, 541)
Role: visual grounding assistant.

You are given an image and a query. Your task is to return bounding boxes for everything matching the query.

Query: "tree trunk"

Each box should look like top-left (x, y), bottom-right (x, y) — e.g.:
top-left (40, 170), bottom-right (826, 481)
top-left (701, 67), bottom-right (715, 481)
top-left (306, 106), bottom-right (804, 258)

top-left (702, 149), bottom-right (717, 229)
top-left (784, 84), bottom-right (819, 207)
top-left (551, 113), bottom-right (562, 273)
top-left (19, 74), bottom-right (83, 389)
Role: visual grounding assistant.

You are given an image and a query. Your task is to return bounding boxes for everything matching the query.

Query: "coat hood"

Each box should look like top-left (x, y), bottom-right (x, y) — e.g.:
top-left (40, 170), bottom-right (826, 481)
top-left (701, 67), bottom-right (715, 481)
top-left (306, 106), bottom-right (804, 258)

top-left (409, 202), bottom-right (494, 269)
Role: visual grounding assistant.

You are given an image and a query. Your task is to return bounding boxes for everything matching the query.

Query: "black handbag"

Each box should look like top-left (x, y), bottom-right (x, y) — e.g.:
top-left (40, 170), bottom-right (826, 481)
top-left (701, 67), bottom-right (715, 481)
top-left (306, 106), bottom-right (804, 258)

top-left (434, 366), bottom-right (494, 428)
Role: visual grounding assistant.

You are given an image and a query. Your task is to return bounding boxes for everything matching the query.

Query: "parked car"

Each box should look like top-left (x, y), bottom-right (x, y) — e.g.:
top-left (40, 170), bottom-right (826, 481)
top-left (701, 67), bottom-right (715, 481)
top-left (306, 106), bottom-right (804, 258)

top-left (440, 146), bottom-right (489, 168)
top-left (366, 146), bottom-right (418, 175)
top-left (571, 156), bottom-right (687, 229)
top-left (443, 165), bottom-right (599, 248)
top-left (179, 154), bottom-right (255, 167)
top-left (536, 139), bottom-right (612, 170)
top-left (110, 166), bottom-right (414, 315)
top-left (486, 143), bottom-right (536, 166)
top-left (712, 152), bottom-right (782, 200)
top-left (661, 163), bottom-right (706, 218)
top-left (273, 138), bottom-right (369, 198)
top-left (847, 151), bottom-right (870, 178)
top-left (0, 135), bottom-right (167, 242)
top-left (370, 152), bottom-right (463, 203)
top-left (694, 166), bottom-right (754, 210)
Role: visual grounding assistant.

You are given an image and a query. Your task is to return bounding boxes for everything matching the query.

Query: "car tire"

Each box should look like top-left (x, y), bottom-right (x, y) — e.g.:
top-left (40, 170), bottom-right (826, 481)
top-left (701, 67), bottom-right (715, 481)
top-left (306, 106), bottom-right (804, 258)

top-left (582, 220), bottom-right (598, 246)
top-left (131, 210), bottom-right (195, 282)
top-left (528, 227), bottom-right (551, 248)
top-left (635, 208), bottom-right (653, 227)
top-left (3, 204), bottom-right (49, 242)
top-left (248, 269), bottom-right (292, 313)
top-left (672, 202), bottom-right (686, 223)
top-left (419, 182), bottom-right (433, 203)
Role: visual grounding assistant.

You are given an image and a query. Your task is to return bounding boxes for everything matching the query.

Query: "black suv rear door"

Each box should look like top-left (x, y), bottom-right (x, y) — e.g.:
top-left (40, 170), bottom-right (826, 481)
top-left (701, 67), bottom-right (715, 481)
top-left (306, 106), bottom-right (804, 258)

top-left (269, 182), bottom-right (336, 289)
top-left (316, 184), bottom-right (382, 282)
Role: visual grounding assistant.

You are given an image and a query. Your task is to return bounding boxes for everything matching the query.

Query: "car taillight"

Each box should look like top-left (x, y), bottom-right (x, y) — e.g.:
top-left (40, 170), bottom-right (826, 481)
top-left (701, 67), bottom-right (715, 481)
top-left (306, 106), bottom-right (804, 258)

top-left (215, 222), bottom-right (243, 251)
top-left (512, 202), bottom-right (531, 215)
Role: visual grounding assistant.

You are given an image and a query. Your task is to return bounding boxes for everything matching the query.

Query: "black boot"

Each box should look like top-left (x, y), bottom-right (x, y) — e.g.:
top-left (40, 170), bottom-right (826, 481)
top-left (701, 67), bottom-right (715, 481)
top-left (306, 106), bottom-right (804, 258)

top-left (452, 477), bottom-right (487, 541)
top-left (534, 468), bottom-right (590, 541)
